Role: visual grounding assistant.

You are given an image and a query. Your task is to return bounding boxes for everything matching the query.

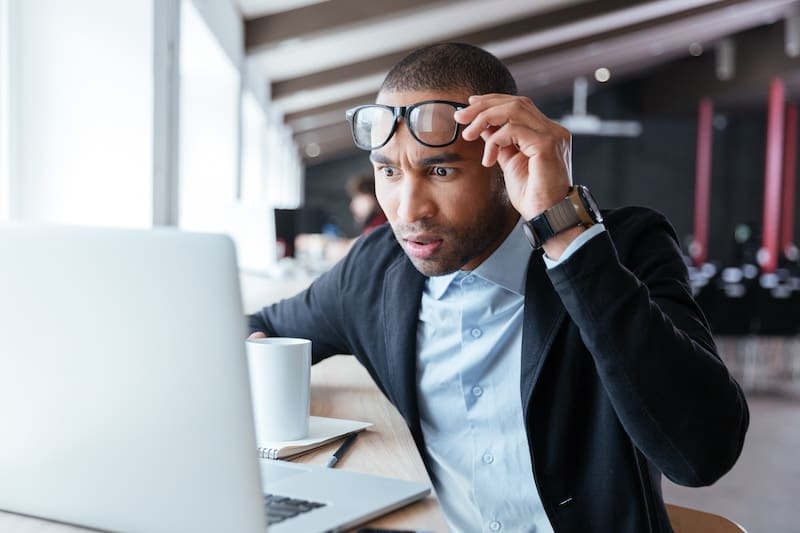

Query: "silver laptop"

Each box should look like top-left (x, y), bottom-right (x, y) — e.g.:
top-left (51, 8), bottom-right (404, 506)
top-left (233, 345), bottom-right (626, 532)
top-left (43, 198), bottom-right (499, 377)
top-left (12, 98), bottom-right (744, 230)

top-left (0, 223), bottom-right (429, 533)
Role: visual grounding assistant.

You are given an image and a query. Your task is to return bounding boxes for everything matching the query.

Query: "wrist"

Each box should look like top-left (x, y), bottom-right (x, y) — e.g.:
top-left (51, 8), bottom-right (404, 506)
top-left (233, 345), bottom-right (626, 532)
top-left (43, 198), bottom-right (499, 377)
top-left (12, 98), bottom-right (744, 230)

top-left (522, 185), bottom-right (602, 250)
top-left (541, 226), bottom-right (587, 260)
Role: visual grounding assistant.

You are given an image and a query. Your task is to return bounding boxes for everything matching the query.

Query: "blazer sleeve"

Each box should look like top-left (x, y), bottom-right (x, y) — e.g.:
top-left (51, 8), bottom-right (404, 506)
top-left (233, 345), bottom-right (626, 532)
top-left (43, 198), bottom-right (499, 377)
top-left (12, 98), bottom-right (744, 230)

top-left (247, 226), bottom-right (403, 365)
top-left (546, 207), bottom-right (749, 487)
top-left (247, 252), bottom-right (353, 364)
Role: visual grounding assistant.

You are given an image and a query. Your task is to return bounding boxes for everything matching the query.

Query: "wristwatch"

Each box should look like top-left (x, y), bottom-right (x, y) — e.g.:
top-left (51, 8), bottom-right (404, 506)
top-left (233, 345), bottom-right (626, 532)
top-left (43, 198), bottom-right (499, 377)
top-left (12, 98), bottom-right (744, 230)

top-left (522, 185), bottom-right (603, 249)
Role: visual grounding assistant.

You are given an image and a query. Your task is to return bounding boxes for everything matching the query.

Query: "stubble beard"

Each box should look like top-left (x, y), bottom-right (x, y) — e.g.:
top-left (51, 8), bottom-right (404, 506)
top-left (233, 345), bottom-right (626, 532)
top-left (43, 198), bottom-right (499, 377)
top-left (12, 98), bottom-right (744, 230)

top-left (393, 179), bottom-right (515, 277)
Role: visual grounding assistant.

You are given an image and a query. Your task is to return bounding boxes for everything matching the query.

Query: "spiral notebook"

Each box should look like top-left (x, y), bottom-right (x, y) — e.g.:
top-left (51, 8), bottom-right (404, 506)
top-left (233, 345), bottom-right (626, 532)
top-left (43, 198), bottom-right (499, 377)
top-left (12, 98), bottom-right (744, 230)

top-left (257, 416), bottom-right (372, 459)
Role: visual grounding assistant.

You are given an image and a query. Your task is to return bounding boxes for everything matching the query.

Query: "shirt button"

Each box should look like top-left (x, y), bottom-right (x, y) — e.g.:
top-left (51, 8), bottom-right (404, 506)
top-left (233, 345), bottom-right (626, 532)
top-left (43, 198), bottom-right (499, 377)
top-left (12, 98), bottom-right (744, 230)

top-left (463, 276), bottom-right (475, 284)
top-left (482, 453), bottom-right (494, 464)
top-left (472, 385), bottom-right (483, 397)
top-left (470, 328), bottom-right (482, 338)
top-left (489, 520), bottom-right (502, 531)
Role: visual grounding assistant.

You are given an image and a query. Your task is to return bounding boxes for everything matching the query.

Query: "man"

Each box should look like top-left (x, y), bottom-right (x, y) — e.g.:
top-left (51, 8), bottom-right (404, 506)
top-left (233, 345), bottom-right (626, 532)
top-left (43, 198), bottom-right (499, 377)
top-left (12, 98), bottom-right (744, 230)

top-left (249, 43), bottom-right (748, 533)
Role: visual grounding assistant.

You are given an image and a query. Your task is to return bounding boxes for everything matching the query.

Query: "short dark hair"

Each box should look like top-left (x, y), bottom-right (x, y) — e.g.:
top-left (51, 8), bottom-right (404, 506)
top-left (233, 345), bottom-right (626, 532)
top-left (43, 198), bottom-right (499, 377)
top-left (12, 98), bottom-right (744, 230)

top-left (346, 173), bottom-right (375, 198)
top-left (380, 42), bottom-right (517, 96)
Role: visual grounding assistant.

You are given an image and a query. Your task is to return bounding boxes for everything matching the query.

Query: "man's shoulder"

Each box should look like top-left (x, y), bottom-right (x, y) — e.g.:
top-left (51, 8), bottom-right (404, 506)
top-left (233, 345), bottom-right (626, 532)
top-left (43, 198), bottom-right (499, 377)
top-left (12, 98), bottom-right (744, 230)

top-left (601, 206), bottom-right (677, 240)
top-left (601, 205), bottom-right (669, 229)
top-left (600, 206), bottom-right (682, 260)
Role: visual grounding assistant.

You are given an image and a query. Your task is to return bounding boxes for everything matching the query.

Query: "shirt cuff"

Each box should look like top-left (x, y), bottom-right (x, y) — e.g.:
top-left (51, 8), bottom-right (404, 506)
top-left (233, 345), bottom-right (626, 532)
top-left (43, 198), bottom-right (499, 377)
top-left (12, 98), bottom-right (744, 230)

top-left (542, 223), bottom-right (606, 269)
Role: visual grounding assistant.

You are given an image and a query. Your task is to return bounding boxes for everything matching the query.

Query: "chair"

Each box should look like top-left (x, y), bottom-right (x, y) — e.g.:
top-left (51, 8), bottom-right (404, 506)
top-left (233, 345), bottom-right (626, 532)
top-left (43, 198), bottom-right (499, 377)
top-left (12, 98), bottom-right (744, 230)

top-left (666, 503), bottom-right (748, 533)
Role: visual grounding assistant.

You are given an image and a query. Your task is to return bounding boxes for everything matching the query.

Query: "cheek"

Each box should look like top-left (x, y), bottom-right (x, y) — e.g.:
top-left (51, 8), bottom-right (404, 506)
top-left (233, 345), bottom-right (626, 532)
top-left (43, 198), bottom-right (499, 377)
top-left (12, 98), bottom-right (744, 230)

top-left (375, 183), bottom-right (396, 217)
top-left (442, 177), bottom-right (496, 214)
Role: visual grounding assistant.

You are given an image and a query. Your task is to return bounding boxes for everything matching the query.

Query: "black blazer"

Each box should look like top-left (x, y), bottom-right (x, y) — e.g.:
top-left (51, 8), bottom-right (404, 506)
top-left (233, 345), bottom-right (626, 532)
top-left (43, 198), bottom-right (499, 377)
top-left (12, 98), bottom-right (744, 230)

top-left (249, 206), bottom-right (749, 533)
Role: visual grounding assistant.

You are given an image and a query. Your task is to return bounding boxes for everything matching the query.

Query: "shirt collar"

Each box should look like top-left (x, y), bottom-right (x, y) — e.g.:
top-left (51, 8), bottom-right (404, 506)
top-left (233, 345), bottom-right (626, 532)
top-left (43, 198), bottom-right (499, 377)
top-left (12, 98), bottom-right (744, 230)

top-left (427, 218), bottom-right (530, 299)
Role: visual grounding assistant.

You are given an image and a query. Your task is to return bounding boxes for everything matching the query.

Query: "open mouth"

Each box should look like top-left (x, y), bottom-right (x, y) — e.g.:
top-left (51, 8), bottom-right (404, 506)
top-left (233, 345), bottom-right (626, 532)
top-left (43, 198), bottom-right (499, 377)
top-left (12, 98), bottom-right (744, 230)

top-left (403, 237), bottom-right (443, 259)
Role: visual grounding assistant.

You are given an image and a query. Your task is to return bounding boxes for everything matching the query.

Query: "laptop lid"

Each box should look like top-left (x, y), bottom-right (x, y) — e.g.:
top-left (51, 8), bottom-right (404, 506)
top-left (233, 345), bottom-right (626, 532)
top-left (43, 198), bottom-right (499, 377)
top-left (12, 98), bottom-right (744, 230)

top-left (0, 224), bottom-right (267, 533)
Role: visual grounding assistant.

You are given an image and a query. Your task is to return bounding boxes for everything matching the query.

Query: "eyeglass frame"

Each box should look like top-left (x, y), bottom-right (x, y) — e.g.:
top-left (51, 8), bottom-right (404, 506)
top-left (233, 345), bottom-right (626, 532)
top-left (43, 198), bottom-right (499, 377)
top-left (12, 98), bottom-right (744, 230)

top-left (345, 100), bottom-right (468, 151)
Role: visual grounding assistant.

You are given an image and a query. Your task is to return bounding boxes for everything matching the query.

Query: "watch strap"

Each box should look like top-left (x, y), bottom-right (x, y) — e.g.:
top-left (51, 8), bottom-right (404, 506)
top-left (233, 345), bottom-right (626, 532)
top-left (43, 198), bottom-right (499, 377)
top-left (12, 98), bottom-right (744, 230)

top-left (524, 192), bottom-right (580, 249)
top-left (544, 195), bottom-right (581, 233)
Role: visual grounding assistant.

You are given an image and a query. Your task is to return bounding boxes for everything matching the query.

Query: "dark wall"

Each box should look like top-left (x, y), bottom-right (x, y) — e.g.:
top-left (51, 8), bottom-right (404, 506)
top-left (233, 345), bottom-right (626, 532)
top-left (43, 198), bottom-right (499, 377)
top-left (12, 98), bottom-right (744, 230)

top-left (301, 155), bottom-right (373, 237)
top-left (304, 87), bottom-right (798, 264)
top-left (304, 153), bottom-right (374, 238)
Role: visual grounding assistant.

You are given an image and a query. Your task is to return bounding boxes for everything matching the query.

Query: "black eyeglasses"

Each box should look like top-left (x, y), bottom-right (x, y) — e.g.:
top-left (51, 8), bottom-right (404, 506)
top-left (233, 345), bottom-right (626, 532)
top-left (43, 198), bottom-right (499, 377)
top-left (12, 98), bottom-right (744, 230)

top-left (345, 100), bottom-right (467, 151)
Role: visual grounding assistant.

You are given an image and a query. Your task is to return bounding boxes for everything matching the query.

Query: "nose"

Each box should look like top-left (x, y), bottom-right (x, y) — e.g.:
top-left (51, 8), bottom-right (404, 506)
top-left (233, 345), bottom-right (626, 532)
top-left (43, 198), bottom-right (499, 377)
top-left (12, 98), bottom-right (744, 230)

top-left (395, 174), bottom-right (436, 224)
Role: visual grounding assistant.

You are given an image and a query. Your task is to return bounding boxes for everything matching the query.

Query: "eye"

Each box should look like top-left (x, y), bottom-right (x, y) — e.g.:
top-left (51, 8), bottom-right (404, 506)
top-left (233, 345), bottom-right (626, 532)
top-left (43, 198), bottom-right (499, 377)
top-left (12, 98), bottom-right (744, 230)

top-left (378, 166), bottom-right (398, 178)
top-left (431, 167), bottom-right (454, 177)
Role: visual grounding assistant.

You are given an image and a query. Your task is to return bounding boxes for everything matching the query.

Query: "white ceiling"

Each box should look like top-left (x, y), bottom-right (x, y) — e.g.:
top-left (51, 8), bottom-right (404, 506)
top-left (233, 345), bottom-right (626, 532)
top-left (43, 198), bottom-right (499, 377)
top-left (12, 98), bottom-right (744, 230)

top-left (237, 0), bottom-right (328, 19)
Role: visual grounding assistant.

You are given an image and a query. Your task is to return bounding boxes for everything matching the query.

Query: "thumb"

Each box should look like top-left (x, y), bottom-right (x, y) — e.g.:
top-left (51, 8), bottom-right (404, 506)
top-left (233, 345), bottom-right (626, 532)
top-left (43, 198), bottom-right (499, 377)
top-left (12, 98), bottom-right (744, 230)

top-left (248, 331), bottom-right (267, 340)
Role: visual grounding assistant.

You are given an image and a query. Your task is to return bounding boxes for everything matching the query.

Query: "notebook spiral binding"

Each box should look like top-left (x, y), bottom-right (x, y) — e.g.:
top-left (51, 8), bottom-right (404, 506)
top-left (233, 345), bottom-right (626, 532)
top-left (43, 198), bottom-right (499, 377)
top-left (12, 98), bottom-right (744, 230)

top-left (257, 447), bottom-right (279, 460)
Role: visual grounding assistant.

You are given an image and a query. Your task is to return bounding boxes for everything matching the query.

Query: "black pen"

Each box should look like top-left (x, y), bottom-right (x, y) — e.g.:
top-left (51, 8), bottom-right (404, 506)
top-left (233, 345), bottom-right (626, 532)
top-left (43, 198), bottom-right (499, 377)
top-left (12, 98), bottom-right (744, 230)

top-left (324, 432), bottom-right (359, 468)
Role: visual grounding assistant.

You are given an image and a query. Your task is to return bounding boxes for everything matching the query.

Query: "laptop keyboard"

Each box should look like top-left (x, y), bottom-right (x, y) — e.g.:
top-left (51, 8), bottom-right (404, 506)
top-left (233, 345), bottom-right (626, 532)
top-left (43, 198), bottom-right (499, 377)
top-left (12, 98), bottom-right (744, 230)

top-left (264, 493), bottom-right (327, 525)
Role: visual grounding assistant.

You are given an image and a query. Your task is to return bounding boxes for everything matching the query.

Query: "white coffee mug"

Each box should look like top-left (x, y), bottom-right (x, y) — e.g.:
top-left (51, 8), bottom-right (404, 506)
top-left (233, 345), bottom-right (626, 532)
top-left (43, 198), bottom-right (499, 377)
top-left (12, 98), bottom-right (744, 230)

top-left (245, 337), bottom-right (311, 442)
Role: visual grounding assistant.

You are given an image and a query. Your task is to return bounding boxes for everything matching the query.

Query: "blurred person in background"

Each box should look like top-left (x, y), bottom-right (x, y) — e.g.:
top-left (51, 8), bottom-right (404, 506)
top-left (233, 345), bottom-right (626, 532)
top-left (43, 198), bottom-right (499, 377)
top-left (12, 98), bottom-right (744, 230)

top-left (320, 173), bottom-right (389, 263)
top-left (346, 173), bottom-right (388, 235)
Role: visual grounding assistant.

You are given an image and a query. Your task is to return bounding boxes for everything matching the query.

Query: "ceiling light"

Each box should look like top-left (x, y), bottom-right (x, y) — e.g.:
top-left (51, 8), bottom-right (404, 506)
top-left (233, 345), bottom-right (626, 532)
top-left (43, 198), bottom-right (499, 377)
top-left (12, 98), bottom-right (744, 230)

top-left (786, 13), bottom-right (800, 57)
top-left (594, 67), bottom-right (611, 83)
top-left (716, 38), bottom-right (735, 80)
top-left (557, 77), bottom-right (642, 137)
top-left (305, 143), bottom-right (321, 158)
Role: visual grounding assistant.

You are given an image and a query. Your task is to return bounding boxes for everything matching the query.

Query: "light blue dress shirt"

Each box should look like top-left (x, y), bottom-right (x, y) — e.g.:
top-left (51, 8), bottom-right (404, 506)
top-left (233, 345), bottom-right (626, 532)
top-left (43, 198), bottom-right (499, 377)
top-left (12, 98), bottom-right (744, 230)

top-left (416, 220), bottom-right (605, 533)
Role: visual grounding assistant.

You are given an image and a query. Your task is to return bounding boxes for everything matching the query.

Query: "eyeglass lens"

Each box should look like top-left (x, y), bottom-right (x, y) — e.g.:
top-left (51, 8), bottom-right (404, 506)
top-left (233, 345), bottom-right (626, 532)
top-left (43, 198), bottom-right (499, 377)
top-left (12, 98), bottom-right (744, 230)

top-left (352, 102), bottom-right (460, 149)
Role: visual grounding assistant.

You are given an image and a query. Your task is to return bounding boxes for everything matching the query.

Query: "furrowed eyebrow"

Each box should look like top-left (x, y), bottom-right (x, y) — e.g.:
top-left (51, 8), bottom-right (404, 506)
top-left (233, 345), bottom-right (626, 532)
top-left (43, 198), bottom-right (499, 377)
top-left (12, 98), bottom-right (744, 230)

top-left (369, 151), bottom-right (465, 167)
top-left (369, 152), bottom-right (394, 165)
top-left (417, 153), bottom-right (465, 167)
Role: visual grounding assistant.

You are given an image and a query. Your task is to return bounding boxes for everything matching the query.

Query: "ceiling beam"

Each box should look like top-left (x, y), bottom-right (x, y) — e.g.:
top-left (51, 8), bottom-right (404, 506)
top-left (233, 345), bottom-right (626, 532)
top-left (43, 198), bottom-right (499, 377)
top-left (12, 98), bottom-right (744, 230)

top-left (271, 0), bottom-right (760, 108)
top-left (508, 0), bottom-right (790, 96)
top-left (245, 0), bottom-right (455, 50)
top-left (250, 0), bottom-right (587, 82)
top-left (278, 0), bottom-right (790, 114)
top-left (269, 0), bottom-right (645, 99)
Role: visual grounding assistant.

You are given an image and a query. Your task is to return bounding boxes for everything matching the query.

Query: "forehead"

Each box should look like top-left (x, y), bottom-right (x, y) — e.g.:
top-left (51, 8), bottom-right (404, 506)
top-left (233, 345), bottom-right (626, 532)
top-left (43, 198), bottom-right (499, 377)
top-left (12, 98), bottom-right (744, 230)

top-left (375, 88), bottom-right (472, 106)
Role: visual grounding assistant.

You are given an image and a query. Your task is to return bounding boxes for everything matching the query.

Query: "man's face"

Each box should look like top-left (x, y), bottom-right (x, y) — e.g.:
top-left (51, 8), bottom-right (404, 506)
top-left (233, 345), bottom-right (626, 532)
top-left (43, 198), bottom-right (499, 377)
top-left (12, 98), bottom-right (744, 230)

top-left (371, 89), bottom-right (517, 276)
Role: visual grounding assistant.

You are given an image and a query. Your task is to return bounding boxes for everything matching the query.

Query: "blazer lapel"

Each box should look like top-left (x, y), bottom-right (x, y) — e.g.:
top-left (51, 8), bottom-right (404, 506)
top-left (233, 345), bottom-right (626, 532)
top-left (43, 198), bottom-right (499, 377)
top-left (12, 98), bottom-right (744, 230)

top-left (382, 256), bottom-right (426, 435)
top-left (521, 254), bottom-right (567, 410)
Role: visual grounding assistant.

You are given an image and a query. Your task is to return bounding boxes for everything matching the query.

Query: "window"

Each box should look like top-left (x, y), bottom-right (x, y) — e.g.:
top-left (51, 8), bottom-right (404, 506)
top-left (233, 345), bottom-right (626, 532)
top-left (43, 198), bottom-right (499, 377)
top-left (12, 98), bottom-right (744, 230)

top-left (266, 117), bottom-right (303, 209)
top-left (241, 90), bottom-right (267, 205)
top-left (5, 0), bottom-right (153, 227)
top-left (178, 0), bottom-right (239, 233)
top-left (0, 0), bottom-right (9, 222)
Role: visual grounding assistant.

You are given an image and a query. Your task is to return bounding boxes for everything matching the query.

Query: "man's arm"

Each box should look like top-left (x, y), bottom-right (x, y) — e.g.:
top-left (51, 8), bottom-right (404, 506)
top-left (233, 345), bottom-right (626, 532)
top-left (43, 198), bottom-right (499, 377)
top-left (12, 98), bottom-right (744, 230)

top-left (247, 255), bottom-right (352, 364)
top-left (549, 207), bottom-right (748, 487)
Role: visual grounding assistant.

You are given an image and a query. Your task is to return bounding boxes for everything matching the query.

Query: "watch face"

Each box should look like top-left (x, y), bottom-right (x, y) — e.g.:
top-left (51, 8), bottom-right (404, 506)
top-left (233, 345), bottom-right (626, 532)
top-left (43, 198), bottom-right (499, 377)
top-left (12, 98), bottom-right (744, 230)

top-left (577, 185), bottom-right (603, 223)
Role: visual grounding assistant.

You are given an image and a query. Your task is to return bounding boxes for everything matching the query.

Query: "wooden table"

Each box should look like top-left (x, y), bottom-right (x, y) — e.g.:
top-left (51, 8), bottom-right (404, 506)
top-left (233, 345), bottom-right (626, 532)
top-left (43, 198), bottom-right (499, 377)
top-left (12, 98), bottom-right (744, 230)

top-left (0, 355), bottom-right (448, 532)
top-left (299, 355), bottom-right (448, 531)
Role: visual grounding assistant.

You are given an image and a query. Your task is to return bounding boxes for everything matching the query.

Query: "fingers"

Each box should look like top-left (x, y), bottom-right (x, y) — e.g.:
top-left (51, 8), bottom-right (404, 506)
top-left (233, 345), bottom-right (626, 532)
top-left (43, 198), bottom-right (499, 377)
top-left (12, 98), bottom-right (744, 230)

top-left (455, 94), bottom-right (569, 167)
top-left (455, 94), bottom-right (548, 140)
top-left (481, 122), bottom-right (568, 168)
top-left (248, 331), bottom-right (267, 339)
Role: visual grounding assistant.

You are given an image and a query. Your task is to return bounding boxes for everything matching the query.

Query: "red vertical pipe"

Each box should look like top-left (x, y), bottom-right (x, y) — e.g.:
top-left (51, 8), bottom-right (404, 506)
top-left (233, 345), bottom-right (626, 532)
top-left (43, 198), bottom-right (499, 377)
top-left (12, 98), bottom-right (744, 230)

top-left (692, 98), bottom-right (714, 266)
top-left (781, 103), bottom-right (797, 256)
top-left (761, 78), bottom-right (785, 273)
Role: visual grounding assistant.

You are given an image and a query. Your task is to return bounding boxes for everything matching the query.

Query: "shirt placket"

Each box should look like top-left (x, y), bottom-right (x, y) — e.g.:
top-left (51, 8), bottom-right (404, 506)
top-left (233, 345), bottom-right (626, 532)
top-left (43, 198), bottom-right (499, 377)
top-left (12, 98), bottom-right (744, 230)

top-left (457, 274), bottom-right (504, 532)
